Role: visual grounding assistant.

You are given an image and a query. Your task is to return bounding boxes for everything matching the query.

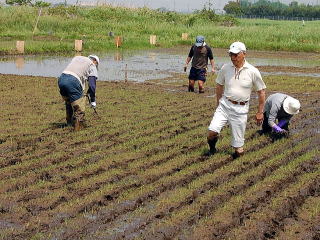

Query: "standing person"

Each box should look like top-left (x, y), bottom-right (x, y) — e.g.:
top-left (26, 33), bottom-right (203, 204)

top-left (261, 93), bottom-right (300, 137)
top-left (206, 41), bottom-right (266, 159)
top-left (184, 35), bottom-right (215, 93)
top-left (58, 55), bottom-right (99, 131)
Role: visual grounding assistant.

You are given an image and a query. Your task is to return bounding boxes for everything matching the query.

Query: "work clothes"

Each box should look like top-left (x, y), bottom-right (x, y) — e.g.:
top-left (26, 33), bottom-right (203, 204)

top-left (62, 56), bottom-right (94, 90)
top-left (209, 60), bottom-right (266, 148)
top-left (216, 61), bottom-right (266, 102)
top-left (58, 56), bottom-right (98, 130)
top-left (58, 73), bottom-right (83, 103)
top-left (188, 45), bottom-right (213, 70)
top-left (209, 96), bottom-right (249, 147)
top-left (262, 93), bottom-right (293, 133)
top-left (189, 67), bottom-right (207, 82)
top-left (87, 64), bottom-right (98, 102)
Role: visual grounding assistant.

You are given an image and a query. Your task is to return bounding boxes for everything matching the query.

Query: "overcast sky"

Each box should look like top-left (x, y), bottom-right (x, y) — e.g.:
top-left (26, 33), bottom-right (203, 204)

top-left (1, 0), bottom-right (319, 11)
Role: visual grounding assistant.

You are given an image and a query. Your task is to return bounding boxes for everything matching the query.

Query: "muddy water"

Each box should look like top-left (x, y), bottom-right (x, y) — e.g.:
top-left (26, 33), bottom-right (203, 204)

top-left (0, 47), bottom-right (319, 81)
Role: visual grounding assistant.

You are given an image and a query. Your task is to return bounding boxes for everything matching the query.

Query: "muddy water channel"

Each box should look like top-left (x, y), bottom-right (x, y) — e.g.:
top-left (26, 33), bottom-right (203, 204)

top-left (0, 47), bottom-right (319, 81)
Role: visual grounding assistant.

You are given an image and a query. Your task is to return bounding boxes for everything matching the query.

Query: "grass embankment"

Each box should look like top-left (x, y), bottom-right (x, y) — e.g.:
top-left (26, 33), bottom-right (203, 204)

top-left (0, 72), bottom-right (319, 239)
top-left (0, 5), bottom-right (319, 54)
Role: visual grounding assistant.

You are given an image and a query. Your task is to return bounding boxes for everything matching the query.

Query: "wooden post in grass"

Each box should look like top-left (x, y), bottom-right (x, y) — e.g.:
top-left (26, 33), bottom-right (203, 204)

top-left (16, 41), bottom-right (25, 54)
top-left (182, 33), bottom-right (188, 40)
top-left (74, 40), bottom-right (82, 51)
top-left (150, 35), bottom-right (156, 45)
top-left (115, 36), bottom-right (122, 48)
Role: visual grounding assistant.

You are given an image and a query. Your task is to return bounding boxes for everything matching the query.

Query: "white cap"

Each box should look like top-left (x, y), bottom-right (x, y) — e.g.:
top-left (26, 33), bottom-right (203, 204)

top-left (283, 97), bottom-right (300, 115)
top-left (229, 41), bottom-right (246, 54)
top-left (88, 55), bottom-right (100, 65)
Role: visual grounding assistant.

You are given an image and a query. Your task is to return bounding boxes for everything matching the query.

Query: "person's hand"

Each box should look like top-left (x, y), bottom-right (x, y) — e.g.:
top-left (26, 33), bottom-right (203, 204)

top-left (255, 112), bottom-right (264, 125)
top-left (184, 65), bottom-right (187, 72)
top-left (91, 101), bottom-right (96, 109)
top-left (272, 125), bottom-right (283, 133)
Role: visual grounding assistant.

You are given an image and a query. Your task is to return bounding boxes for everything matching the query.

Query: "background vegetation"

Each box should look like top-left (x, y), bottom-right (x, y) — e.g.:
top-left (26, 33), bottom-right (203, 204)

top-left (0, 5), bottom-right (319, 54)
top-left (224, 0), bottom-right (320, 18)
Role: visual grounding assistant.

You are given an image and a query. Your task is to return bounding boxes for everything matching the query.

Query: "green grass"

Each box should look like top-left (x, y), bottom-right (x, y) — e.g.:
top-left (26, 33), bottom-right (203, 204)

top-left (0, 5), bottom-right (319, 54)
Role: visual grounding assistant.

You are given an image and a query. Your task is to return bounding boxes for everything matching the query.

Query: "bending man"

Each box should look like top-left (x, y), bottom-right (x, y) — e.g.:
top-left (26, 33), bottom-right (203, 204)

top-left (58, 55), bottom-right (99, 131)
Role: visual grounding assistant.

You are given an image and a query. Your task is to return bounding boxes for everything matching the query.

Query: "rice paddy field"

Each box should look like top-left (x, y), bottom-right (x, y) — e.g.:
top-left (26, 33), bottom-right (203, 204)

top-left (0, 64), bottom-right (319, 239)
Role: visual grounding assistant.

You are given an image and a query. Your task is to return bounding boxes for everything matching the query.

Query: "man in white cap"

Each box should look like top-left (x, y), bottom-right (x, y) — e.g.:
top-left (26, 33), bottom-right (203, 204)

top-left (206, 41), bottom-right (266, 159)
top-left (58, 55), bottom-right (99, 131)
top-left (184, 35), bottom-right (215, 93)
top-left (261, 93), bottom-right (300, 137)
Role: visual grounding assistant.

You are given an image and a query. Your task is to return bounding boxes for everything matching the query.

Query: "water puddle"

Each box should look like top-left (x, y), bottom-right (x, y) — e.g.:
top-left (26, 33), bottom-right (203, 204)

top-left (0, 47), bottom-right (319, 81)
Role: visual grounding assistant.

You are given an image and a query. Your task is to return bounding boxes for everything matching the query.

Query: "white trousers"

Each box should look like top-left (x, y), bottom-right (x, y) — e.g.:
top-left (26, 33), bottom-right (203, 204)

top-left (208, 96), bottom-right (249, 148)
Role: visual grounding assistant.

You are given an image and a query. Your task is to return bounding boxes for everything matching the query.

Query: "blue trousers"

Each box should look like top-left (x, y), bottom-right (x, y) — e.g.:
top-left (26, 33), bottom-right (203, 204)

top-left (58, 73), bottom-right (82, 103)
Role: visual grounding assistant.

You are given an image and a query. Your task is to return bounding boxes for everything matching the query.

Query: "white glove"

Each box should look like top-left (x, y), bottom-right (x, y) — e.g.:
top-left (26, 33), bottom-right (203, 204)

top-left (91, 101), bottom-right (96, 108)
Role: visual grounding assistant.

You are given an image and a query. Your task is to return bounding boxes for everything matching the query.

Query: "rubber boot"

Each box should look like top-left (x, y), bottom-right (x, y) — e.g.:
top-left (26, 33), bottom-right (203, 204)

top-left (188, 85), bottom-right (194, 92)
top-left (205, 137), bottom-right (218, 156)
top-left (66, 103), bottom-right (73, 126)
top-left (73, 105), bottom-right (85, 131)
top-left (232, 151), bottom-right (244, 160)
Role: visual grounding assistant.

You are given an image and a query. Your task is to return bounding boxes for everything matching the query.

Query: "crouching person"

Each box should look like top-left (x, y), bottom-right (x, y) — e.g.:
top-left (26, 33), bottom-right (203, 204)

top-left (58, 55), bottom-right (99, 131)
top-left (261, 93), bottom-right (300, 139)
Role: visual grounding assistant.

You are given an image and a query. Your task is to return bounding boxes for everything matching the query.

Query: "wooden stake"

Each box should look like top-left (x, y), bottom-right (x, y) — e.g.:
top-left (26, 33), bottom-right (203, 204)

top-left (16, 41), bottom-right (25, 54)
top-left (182, 33), bottom-right (188, 40)
top-left (115, 36), bottom-right (122, 48)
top-left (150, 35), bottom-right (157, 45)
top-left (74, 40), bottom-right (83, 51)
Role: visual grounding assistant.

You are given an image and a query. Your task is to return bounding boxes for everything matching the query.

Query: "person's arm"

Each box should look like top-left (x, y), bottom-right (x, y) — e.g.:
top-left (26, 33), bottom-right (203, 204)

top-left (216, 83), bottom-right (224, 105)
top-left (184, 56), bottom-right (192, 72)
top-left (87, 76), bottom-right (96, 101)
top-left (256, 89), bottom-right (266, 125)
top-left (209, 59), bottom-right (215, 73)
top-left (87, 64), bottom-right (98, 107)
top-left (184, 46), bottom-right (194, 72)
top-left (206, 46), bottom-right (215, 73)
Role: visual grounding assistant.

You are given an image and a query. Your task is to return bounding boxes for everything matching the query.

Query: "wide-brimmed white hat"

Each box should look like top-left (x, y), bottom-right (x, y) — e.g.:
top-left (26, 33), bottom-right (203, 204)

top-left (283, 97), bottom-right (300, 115)
top-left (88, 55), bottom-right (100, 65)
top-left (229, 41), bottom-right (246, 54)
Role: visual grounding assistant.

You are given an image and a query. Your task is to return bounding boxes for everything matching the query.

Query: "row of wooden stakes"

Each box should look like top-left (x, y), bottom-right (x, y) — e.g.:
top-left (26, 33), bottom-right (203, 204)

top-left (14, 33), bottom-right (190, 53)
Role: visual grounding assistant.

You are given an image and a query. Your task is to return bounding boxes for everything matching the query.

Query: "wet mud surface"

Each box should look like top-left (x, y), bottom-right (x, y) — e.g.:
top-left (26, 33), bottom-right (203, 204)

top-left (0, 58), bottom-right (319, 240)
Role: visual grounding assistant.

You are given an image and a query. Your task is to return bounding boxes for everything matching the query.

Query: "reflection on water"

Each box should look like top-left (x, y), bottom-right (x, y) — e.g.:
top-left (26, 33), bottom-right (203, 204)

top-left (15, 56), bottom-right (24, 69)
top-left (0, 48), bottom-right (319, 82)
top-left (114, 51), bottom-right (123, 61)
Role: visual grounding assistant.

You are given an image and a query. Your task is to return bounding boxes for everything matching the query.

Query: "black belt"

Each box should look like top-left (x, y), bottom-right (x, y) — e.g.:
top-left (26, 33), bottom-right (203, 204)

top-left (227, 98), bottom-right (248, 105)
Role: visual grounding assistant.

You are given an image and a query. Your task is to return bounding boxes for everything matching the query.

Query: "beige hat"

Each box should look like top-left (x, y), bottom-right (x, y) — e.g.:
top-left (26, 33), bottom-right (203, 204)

top-left (283, 97), bottom-right (300, 115)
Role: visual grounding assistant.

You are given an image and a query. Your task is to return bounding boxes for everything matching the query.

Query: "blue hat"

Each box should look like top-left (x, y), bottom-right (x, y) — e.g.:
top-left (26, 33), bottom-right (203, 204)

top-left (195, 35), bottom-right (205, 47)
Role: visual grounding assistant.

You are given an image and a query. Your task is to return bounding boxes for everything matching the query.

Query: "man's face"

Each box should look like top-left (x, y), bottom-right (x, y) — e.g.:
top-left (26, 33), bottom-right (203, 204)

top-left (229, 51), bottom-right (246, 67)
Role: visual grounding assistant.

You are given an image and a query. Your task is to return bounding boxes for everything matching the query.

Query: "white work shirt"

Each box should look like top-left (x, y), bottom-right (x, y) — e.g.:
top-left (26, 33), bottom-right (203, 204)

top-left (216, 61), bottom-right (266, 102)
top-left (63, 56), bottom-right (94, 90)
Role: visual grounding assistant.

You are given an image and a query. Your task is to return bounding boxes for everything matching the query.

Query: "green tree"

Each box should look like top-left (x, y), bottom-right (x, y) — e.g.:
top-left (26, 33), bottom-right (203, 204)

top-left (223, 1), bottom-right (243, 15)
top-left (6, 0), bottom-right (50, 6)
